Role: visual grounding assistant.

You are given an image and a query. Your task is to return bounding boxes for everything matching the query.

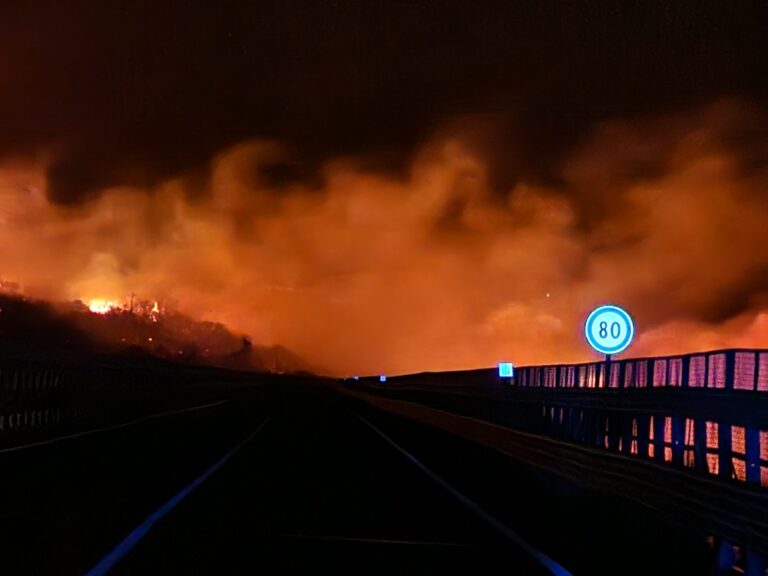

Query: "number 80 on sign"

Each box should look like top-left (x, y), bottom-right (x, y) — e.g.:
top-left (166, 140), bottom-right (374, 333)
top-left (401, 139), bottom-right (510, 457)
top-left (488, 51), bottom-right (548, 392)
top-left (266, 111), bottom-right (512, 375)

top-left (584, 305), bottom-right (635, 356)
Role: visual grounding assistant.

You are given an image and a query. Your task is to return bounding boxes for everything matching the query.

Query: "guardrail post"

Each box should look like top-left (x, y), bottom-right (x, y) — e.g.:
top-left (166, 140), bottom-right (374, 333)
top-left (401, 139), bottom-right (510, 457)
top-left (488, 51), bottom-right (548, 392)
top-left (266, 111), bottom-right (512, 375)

top-left (718, 422), bottom-right (733, 479)
top-left (716, 540), bottom-right (737, 572)
top-left (671, 416), bottom-right (685, 465)
top-left (653, 416), bottom-right (665, 461)
top-left (620, 414), bottom-right (633, 454)
top-left (636, 414), bottom-right (650, 457)
top-left (746, 427), bottom-right (761, 484)
top-left (694, 418), bottom-right (709, 473)
top-left (725, 350), bottom-right (735, 391)
top-left (746, 550), bottom-right (766, 576)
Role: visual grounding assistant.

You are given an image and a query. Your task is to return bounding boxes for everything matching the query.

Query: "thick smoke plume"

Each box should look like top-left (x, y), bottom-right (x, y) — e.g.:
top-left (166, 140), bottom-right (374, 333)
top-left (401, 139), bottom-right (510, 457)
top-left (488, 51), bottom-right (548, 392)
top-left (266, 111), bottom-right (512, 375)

top-left (0, 101), bottom-right (766, 375)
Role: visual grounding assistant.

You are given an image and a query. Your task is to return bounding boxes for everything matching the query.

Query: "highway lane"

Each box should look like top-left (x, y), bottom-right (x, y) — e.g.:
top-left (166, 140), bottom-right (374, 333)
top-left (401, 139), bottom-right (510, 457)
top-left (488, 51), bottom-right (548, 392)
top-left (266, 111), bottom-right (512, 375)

top-left (0, 378), bottom-right (713, 574)
top-left (0, 381), bottom-right (565, 575)
top-left (106, 384), bottom-right (557, 574)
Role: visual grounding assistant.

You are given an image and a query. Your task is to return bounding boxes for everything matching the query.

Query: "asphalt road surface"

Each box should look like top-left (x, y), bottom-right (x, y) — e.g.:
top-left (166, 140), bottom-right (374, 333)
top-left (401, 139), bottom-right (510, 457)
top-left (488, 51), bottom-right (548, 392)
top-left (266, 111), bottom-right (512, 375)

top-left (0, 382), bottom-right (563, 575)
top-left (0, 381), bottom-right (711, 575)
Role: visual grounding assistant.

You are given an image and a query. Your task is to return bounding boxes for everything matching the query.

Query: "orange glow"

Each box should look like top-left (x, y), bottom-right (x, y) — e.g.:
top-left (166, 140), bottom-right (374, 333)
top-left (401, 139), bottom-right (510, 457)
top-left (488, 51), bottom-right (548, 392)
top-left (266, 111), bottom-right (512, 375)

top-left (0, 101), bottom-right (766, 375)
top-left (87, 299), bottom-right (120, 315)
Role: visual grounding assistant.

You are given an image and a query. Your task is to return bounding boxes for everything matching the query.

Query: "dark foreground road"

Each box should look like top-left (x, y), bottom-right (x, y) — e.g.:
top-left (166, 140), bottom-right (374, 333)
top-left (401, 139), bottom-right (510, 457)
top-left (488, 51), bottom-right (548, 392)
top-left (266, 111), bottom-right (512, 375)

top-left (0, 380), bottom-right (713, 575)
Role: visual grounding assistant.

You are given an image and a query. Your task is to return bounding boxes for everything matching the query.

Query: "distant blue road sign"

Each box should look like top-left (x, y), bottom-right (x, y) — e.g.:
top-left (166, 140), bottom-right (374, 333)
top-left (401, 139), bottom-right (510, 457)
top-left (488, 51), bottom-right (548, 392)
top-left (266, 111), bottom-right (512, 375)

top-left (585, 305), bottom-right (634, 355)
top-left (498, 362), bottom-right (514, 378)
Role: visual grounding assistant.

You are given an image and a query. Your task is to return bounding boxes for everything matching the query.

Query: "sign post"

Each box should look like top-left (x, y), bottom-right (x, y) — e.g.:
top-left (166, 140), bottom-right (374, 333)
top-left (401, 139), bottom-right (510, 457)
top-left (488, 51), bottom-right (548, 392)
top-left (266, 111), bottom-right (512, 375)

top-left (584, 305), bottom-right (635, 357)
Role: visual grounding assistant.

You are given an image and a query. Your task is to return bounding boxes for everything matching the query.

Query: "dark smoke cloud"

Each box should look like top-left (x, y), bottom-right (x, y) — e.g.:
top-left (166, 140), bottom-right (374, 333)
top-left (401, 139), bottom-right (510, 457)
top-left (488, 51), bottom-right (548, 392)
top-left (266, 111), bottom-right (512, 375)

top-left (0, 1), bottom-right (763, 202)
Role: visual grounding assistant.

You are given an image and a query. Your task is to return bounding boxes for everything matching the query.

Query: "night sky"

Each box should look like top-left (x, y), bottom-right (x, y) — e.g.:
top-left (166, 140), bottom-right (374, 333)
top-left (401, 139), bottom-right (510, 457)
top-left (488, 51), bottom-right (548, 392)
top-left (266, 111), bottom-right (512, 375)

top-left (1, 1), bottom-right (764, 200)
top-left (0, 1), bottom-right (767, 373)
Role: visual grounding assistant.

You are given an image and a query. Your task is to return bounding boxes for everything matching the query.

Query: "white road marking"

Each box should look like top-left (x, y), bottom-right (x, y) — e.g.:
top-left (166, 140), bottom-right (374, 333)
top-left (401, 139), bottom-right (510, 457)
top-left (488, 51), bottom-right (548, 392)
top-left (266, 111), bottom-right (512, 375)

top-left (85, 417), bottom-right (271, 576)
top-left (354, 412), bottom-right (573, 576)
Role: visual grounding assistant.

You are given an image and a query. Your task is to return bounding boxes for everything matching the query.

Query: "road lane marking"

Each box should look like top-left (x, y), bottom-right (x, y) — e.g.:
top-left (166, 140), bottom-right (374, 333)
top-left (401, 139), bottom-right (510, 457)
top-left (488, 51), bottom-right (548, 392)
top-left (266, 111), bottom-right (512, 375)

top-left (354, 412), bottom-right (573, 576)
top-left (84, 417), bottom-right (271, 576)
top-left (0, 399), bottom-right (231, 455)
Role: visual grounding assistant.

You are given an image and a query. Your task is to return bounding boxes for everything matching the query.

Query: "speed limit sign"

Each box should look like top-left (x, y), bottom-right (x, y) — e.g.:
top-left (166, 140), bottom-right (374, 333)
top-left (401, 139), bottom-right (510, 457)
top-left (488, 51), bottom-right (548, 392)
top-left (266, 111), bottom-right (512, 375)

top-left (585, 305), bottom-right (635, 356)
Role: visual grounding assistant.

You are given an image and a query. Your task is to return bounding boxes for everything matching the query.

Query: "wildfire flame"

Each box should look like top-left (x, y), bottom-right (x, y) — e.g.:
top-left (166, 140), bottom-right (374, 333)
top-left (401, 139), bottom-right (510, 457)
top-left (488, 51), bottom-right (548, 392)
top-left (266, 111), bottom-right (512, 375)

top-left (87, 299), bottom-right (119, 314)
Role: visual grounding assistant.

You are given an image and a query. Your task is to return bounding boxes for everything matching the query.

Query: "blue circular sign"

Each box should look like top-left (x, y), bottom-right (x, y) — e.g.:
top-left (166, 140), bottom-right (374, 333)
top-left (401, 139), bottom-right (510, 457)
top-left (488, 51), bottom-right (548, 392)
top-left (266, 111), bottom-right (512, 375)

top-left (584, 305), bottom-right (634, 355)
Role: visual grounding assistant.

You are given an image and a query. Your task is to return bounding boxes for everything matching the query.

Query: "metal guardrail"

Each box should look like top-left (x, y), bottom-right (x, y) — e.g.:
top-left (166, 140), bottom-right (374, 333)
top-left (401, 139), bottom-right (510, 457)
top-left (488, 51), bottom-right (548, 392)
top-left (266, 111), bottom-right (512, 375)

top-left (0, 356), bottom-right (259, 442)
top-left (510, 349), bottom-right (768, 489)
top-left (514, 348), bottom-right (768, 391)
top-left (348, 349), bottom-right (768, 573)
top-left (365, 349), bottom-right (767, 488)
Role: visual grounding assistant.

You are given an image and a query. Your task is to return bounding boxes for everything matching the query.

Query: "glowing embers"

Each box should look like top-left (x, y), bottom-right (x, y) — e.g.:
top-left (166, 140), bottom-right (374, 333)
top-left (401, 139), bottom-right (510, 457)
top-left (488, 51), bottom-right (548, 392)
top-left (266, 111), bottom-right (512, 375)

top-left (87, 299), bottom-right (120, 314)
top-left (85, 297), bottom-right (162, 319)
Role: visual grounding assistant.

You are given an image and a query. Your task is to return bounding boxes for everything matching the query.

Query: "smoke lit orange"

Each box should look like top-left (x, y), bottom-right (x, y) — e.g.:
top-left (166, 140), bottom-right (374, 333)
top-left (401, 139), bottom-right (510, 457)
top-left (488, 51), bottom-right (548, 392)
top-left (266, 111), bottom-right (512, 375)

top-left (0, 101), bottom-right (766, 375)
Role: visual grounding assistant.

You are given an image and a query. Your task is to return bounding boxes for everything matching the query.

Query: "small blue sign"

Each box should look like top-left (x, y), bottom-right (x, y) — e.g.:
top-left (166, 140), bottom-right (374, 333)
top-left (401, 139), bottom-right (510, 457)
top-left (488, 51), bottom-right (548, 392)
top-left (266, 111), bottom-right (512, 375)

top-left (585, 305), bottom-right (635, 355)
top-left (498, 362), bottom-right (514, 378)
top-left (379, 375), bottom-right (387, 383)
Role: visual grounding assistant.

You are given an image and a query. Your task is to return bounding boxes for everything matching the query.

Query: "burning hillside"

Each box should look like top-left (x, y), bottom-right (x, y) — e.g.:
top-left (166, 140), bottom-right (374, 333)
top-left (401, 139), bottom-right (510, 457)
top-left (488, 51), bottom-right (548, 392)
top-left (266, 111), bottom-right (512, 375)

top-left (0, 289), bottom-right (317, 374)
